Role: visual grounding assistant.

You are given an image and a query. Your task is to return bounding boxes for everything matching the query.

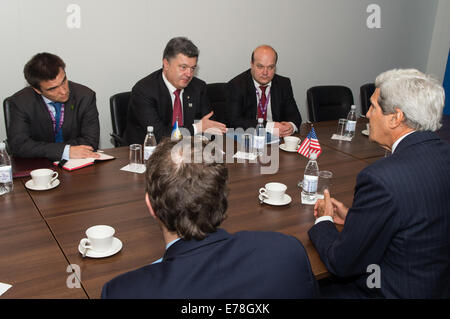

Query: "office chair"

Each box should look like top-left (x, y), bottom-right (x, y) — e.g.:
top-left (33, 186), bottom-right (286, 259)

top-left (109, 91), bottom-right (131, 147)
top-left (206, 83), bottom-right (228, 125)
top-left (3, 97), bottom-right (11, 134)
top-left (360, 83), bottom-right (375, 116)
top-left (3, 97), bottom-right (11, 151)
top-left (307, 85), bottom-right (354, 122)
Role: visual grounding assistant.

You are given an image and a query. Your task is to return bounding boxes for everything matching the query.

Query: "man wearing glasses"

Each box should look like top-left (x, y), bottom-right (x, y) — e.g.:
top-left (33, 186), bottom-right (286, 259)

top-left (125, 37), bottom-right (227, 144)
top-left (8, 52), bottom-right (100, 161)
top-left (227, 45), bottom-right (302, 137)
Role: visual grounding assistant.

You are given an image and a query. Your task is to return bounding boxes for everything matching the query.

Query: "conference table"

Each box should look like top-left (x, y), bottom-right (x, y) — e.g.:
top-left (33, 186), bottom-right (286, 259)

top-left (0, 119), bottom-right (386, 298)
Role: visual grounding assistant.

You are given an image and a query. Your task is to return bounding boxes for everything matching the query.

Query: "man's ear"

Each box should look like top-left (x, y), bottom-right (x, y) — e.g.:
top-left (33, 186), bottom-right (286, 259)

top-left (162, 58), bottom-right (169, 71)
top-left (389, 107), bottom-right (405, 128)
top-left (145, 193), bottom-right (157, 219)
top-left (32, 87), bottom-right (42, 95)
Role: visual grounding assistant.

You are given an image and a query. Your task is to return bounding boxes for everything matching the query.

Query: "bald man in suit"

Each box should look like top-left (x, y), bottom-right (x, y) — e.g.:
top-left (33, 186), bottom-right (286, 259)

top-left (227, 45), bottom-right (302, 136)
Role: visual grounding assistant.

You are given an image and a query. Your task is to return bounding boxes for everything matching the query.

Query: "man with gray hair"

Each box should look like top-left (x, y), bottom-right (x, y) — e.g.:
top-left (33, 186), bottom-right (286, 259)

top-left (309, 68), bottom-right (450, 298)
top-left (125, 37), bottom-right (226, 144)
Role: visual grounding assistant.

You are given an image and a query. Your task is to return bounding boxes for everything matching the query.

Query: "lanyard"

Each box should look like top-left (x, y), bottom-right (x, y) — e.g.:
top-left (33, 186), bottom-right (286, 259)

top-left (255, 86), bottom-right (270, 117)
top-left (47, 103), bottom-right (65, 134)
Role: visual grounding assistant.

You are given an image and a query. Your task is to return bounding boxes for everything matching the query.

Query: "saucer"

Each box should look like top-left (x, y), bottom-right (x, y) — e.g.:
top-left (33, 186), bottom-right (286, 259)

top-left (25, 179), bottom-right (60, 191)
top-left (78, 237), bottom-right (122, 258)
top-left (259, 194), bottom-right (292, 206)
top-left (361, 130), bottom-right (369, 136)
top-left (279, 144), bottom-right (298, 153)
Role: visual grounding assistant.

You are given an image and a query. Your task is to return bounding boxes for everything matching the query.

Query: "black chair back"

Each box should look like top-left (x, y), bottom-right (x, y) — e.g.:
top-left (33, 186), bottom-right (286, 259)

top-left (3, 97), bottom-right (11, 135)
top-left (307, 85), bottom-right (354, 122)
top-left (360, 83), bottom-right (375, 116)
top-left (109, 92), bottom-right (131, 147)
top-left (206, 83), bottom-right (228, 125)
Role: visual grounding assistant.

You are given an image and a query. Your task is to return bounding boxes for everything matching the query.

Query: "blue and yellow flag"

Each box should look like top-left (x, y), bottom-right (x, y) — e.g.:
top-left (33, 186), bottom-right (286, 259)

top-left (171, 120), bottom-right (182, 141)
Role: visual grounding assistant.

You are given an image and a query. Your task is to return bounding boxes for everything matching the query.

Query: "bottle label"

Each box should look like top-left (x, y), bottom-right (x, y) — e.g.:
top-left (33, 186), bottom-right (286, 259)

top-left (253, 136), bottom-right (265, 149)
top-left (303, 175), bottom-right (318, 192)
top-left (144, 146), bottom-right (156, 161)
top-left (0, 166), bottom-right (12, 183)
top-left (345, 120), bottom-right (356, 132)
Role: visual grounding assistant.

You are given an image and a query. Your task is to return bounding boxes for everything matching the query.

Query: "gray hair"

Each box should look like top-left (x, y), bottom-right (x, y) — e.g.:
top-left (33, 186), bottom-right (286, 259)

top-left (375, 68), bottom-right (445, 131)
top-left (163, 37), bottom-right (199, 61)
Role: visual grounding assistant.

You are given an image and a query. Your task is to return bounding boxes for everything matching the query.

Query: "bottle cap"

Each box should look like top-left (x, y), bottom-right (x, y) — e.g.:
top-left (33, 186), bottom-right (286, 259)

top-left (309, 152), bottom-right (317, 160)
top-left (147, 126), bottom-right (154, 132)
top-left (351, 105), bottom-right (356, 110)
top-left (257, 118), bottom-right (264, 123)
top-left (0, 142), bottom-right (5, 150)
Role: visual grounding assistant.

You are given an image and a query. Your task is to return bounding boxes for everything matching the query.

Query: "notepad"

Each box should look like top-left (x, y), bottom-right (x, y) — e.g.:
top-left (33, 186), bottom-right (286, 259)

top-left (54, 152), bottom-right (115, 171)
top-left (331, 134), bottom-right (353, 141)
top-left (0, 282), bottom-right (12, 296)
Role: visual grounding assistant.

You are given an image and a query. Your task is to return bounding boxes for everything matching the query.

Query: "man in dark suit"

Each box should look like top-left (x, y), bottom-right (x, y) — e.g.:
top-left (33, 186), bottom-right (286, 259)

top-left (102, 138), bottom-right (318, 299)
top-left (125, 37), bottom-right (226, 144)
top-left (309, 69), bottom-right (450, 298)
top-left (8, 52), bottom-right (100, 161)
top-left (227, 45), bottom-right (302, 136)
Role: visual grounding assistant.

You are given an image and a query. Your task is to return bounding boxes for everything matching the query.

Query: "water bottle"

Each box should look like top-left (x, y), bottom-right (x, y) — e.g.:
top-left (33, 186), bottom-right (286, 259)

top-left (344, 105), bottom-right (357, 138)
top-left (302, 152), bottom-right (319, 201)
top-left (0, 142), bottom-right (13, 195)
top-left (253, 118), bottom-right (265, 154)
top-left (143, 126), bottom-right (157, 163)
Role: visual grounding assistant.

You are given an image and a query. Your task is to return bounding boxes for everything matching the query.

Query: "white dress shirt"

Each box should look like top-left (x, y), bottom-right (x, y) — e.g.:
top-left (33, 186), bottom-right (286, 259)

top-left (253, 78), bottom-right (297, 135)
top-left (162, 73), bottom-right (199, 135)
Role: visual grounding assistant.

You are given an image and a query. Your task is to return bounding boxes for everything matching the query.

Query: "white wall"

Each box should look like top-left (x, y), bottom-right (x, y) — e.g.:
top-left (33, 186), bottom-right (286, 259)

top-left (0, 0), bottom-right (439, 148)
top-left (426, 0), bottom-right (450, 82)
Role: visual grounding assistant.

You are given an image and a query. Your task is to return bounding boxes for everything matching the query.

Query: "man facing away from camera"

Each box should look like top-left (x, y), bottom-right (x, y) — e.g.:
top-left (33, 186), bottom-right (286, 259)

top-left (102, 137), bottom-right (318, 298)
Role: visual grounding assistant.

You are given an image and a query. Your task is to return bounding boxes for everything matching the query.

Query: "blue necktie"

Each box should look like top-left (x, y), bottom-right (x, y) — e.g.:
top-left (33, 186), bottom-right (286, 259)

top-left (50, 102), bottom-right (63, 143)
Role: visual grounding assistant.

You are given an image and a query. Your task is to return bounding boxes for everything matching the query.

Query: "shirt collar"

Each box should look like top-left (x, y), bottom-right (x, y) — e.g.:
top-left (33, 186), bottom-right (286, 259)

top-left (166, 238), bottom-right (180, 250)
top-left (392, 131), bottom-right (415, 153)
top-left (162, 72), bottom-right (183, 95)
top-left (41, 95), bottom-right (55, 105)
top-left (252, 78), bottom-right (271, 92)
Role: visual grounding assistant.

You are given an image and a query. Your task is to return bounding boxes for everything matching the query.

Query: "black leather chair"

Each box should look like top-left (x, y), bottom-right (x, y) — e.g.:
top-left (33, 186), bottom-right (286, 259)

top-left (109, 92), bottom-right (131, 147)
top-left (2, 97), bottom-right (11, 150)
top-left (3, 97), bottom-right (11, 136)
top-left (360, 83), bottom-right (375, 116)
top-left (206, 83), bottom-right (228, 125)
top-left (307, 86), bottom-right (354, 122)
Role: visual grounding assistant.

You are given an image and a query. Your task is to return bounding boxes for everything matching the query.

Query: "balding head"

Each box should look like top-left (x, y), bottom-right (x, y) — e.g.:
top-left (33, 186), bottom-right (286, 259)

top-left (250, 45), bottom-right (278, 85)
top-left (251, 45), bottom-right (278, 64)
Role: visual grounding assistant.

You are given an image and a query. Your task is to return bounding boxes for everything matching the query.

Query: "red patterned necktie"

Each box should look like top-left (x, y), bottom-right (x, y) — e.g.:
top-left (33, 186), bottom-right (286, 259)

top-left (258, 85), bottom-right (267, 120)
top-left (172, 89), bottom-right (183, 127)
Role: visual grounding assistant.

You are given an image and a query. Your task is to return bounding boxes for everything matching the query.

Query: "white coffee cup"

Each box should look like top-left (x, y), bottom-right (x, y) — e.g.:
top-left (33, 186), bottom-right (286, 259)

top-left (80, 225), bottom-right (115, 253)
top-left (284, 136), bottom-right (301, 151)
top-left (30, 169), bottom-right (58, 188)
top-left (259, 182), bottom-right (287, 202)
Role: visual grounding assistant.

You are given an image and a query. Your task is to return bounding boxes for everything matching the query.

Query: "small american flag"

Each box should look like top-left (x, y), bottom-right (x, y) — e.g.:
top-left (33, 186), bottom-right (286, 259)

top-left (297, 126), bottom-right (322, 158)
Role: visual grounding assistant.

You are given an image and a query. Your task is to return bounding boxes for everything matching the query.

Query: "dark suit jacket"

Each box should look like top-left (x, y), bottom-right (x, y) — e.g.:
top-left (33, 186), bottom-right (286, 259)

top-left (102, 228), bottom-right (318, 298)
top-left (8, 82), bottom-right (100, 161)
top-left (124, 69), bottom-right (211, 144)
top-left (227, 69), bottom-right (302, 129)
top-left (309, 131), bottom-right (450, 298)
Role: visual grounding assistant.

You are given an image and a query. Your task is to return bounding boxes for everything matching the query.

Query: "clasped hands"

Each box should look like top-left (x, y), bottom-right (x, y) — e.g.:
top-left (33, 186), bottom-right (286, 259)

top-left (314, 189), bottom-right (348, 225)
top-left (273, 121), bottom-right (294, 137)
